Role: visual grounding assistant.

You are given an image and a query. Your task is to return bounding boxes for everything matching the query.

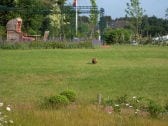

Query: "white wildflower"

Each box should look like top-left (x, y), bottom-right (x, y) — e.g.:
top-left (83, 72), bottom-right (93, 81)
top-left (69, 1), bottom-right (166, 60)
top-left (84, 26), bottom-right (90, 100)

top-left (0, 103), bottom-right (3, 107)
top-left (9, 120), bottom-right (14, 124)
top-left (129, 105), bottom-right (133, 108)
top-left (132, 96), bottom-right (136, 99)
top-left (135, 111), bottom-right (138, 114)
top-left (115, 104), bottom-right (119, 107)
top-left (126, 103), bottom-right (129, 106)
top-left (6, 107), bottom-right (11, 111)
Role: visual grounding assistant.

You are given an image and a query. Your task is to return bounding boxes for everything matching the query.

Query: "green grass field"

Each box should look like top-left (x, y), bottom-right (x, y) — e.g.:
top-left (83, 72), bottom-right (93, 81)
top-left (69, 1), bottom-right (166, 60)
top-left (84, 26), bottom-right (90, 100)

top-left (0, 45), bottom-right (168, 125)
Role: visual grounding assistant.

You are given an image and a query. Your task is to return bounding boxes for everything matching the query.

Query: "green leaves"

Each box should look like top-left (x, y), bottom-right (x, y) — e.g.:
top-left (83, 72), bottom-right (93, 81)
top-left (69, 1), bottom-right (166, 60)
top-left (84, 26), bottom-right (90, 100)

top-left (166, 8), bottom-right (168, 18)
top-left (89, 0), bottom-right (98, 38)
top-left (104, 28), bottom-right (132, 44)
top-left (125, 0), bottom-right (145, 38)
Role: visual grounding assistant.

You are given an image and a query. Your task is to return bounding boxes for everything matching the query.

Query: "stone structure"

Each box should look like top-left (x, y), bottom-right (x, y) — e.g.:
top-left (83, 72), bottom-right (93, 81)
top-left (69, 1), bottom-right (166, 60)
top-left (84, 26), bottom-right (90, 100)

top-left (6, 17), bottom-right (35, 42)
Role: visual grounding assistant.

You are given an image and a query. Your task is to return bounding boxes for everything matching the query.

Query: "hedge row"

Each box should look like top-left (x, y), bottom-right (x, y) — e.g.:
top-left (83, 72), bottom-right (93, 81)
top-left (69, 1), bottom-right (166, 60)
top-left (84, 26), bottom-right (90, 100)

top-left (0, 41), bottom-right (93, 49)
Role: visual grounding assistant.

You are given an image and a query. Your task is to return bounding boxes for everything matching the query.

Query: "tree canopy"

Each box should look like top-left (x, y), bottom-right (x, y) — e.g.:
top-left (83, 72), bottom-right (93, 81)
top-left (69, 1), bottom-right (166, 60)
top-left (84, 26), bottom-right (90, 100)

top-left (0, 0), bottom-right (100, 40)
top-left (125, 0), bottom-right (145, 39)
top-left (166, 8), bottom-right (168, 19)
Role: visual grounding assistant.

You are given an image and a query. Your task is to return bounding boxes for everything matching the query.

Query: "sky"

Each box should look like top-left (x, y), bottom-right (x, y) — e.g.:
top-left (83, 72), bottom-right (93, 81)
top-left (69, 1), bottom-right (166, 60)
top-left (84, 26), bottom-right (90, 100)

top-left (67, 0), bottom-right (168, 19)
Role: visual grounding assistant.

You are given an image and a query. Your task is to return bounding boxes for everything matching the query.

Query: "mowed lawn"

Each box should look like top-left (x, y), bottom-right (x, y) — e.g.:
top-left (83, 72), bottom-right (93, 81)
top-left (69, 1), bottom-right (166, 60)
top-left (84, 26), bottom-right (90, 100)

top-left (0, 45), bottom-right (167, 104)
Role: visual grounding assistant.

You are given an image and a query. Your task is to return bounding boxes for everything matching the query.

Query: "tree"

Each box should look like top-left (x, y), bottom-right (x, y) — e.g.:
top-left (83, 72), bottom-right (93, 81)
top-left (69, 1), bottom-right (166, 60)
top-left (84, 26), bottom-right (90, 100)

top-left (16, 0), bottom-right (67, 36)
top-left (78, 16), bottom-right (90, 38)
top-left (140, 15), bottom-right (168, 37)
top-left (60, 5), bottom-right (76, 39)
top-left (48, 1), bottom-right (76, 40)
top-left (16, 0), bottom-right (48, 35)
top-left (103, 16), bottom-right (112, 28)
top-left (89, 0), bottom-right (98, 38)
top-left (125, 0), bottom-right (145, 40)
top-left (166, 8), bottom-right (168, 19)
top-left (48, 3), bottom-right (62, 38)
top-left (0, 0), bottom-right (17, 26)
top-left (0, 0), bottom-right (17, 38)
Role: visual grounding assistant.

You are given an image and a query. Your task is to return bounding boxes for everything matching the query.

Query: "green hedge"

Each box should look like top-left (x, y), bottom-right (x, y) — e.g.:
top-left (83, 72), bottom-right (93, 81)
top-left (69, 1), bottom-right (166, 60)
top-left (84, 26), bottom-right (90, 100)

top-left (0, 41), bottom-right (93, 49)
top-left (46, 95), bottom-right (69, 108)
top-left (60, 90), bottom-right (77, 102)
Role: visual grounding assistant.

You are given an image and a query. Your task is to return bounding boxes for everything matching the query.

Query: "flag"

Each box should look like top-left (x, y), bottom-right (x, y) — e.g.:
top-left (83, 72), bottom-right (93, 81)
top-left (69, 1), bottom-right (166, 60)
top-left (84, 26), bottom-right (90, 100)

top-left (73, 0), bottom-right (77, 7)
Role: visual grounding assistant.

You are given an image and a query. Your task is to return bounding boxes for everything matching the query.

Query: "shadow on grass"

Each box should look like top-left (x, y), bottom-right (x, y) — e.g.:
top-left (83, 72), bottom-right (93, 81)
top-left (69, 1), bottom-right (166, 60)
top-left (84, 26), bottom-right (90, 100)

top-left (86, 62), bottom-right (93, 65)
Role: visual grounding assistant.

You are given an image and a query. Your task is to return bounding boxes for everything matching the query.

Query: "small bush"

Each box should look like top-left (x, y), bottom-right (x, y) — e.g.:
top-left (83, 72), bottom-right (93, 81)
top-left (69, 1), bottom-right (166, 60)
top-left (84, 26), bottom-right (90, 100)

top-left (104, 98), bottom-right (120, 112)
top-left (113, 104), bottom-right (121, 112)
top-left (46, 95), bottom-right (69, 108)
top-left (104, 99), bottom-right (114, 106)
top-left (147, 100), bottom-right (164, 118)
top-left (103, 28), bottom-right (132, 44)
top-left (116, 94), bottom-right (128, 104)
top-left (128, 96), bottom-right (145, 110)
top-left (60, 90), bottom-right (77, 102)
top-left (165, 102), bottom-right (168, 112)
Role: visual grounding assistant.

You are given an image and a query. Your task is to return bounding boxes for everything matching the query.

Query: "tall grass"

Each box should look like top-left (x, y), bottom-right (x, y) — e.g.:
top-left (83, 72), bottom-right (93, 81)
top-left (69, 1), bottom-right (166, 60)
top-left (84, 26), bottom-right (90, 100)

top-left (10, 105), bottom-right (168, 126)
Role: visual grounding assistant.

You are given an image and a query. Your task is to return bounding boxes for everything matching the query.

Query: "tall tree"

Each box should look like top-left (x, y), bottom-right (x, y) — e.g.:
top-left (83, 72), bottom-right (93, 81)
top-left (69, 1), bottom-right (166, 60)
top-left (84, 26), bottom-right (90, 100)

top-left (89, 0), bottom-right (98, 38)
top-left (0, 0), bottom-right (17, 38)
top-left (125, 0), bottom-right (145, 40)
top-left (78, 16), bottom-right (90, 38)
top-left (16, 0), bottom-right (48, 35)
top-left (0, 0), bottom-right (17, 26)
top-left (48, 0), bottom-right (75, 40)
top-left (48, 3), bottom-right (62, 38)
top-left (166, 8), bottom-right (168, 19)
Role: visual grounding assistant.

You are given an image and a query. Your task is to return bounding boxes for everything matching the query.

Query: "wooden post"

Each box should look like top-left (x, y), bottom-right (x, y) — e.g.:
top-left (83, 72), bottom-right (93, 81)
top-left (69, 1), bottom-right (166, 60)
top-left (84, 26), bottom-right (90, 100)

top-left (97, 93), bottom-right (102, 105)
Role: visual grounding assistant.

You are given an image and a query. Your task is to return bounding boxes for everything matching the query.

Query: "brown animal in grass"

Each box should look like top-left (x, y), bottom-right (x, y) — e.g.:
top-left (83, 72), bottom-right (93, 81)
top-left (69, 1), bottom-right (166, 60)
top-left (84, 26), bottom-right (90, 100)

top-left (92, 58), bottom-right (97, 64)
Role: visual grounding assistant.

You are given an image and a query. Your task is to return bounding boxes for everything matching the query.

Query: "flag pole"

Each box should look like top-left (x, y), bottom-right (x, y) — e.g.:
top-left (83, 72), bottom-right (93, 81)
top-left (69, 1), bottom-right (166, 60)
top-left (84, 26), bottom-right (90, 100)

top-left (75, 0), bottom-right (78, 36)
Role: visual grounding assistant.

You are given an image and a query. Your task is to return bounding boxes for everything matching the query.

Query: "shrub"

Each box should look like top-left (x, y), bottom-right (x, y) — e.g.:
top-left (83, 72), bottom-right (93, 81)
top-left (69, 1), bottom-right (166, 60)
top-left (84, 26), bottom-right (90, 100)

top-left (128, 96), bottom-right (145, 109)
top-left (147, 100), bottom-right (164, 118)
top-left (47, 95), bottom-right (69, 107)
top-left (113, 104), bottom-right (121, 112)
top-left (165, 102), bottom-right (168, 112)
top-left (60, 90), bottom-right (77, 102)
top-left (104, 98), bottom-right (121, 113)
top-left (104, 99), bottom-right (114, 106)
top-left (103, 28), bottom-right (132, 44)
top-left (116, 94), bottom-right (128, 104)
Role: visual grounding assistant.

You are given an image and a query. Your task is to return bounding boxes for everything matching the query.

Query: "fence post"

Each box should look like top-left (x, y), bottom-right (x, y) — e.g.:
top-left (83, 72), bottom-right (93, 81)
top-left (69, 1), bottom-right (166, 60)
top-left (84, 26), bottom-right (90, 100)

top-left (97, 93), bottom-right (102, 105)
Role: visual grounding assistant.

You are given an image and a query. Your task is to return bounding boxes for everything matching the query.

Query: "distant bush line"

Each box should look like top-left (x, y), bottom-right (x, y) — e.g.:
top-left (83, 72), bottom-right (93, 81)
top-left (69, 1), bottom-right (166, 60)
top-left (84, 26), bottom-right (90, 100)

top-left (0, 41), bottom-right (93, 49)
